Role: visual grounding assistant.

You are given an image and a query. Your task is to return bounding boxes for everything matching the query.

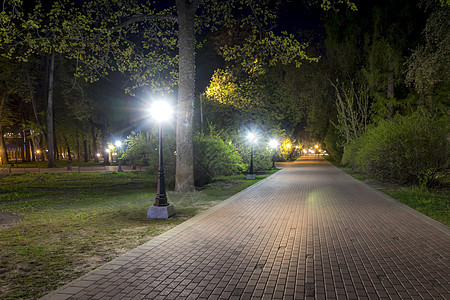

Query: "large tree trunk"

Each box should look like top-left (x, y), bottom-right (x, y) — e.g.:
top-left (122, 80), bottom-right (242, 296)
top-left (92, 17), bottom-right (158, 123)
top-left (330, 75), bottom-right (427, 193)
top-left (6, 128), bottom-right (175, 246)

top-left (76, 128), bottom-right (81, 162)
top-left (64, 135), bottom-right (72, 162)
top-left (46, 52), bottom-right (56, 167)
top-left (91, 123), bottom-right (99, 162)
top-left (0, 93), bottom-right (8, 165)
top-left (101, 116), bottom-right (109, 165)
top-left (30, 135), bottom-right (36, 162)
top-left (386, 60), bottom-right (394, 118)
top-left (175, 0), bottom-right (198, 192)
top-left (387, 60), bottom-right (394, 99)
top-left (24, 129), bottom-right (31, 162)
top-left (83, 138), bottom-right (89, 162)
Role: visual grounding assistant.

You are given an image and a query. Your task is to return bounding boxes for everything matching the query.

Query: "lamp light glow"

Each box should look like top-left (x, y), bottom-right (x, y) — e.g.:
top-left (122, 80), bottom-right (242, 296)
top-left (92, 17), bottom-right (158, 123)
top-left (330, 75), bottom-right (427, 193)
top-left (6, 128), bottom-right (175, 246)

top-left (151, 101), bottom-right (172, 123)
top-left (269, 139), bottom-right (278, 149)
top-left (247, 132), bottom-right (258, 143)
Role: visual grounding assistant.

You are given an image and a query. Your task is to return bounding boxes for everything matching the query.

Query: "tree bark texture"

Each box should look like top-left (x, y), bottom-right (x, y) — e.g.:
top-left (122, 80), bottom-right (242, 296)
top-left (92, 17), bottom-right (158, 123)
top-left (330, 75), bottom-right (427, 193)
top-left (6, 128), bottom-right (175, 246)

top-left (64, 135), bottom-right (72, 162)
top-left (46, 52), bottom-right (56, 167)
top-left (91, 123), bottom-right (99, 162)
top-left (387, 60), bottom-right (394, 99)
top-left (175, 0), bottom-right (198, 192)
top-left (0, 93), bottom-right (8, 164)
top-left (83, 139), bottom-right (89, 162)
top-left (101, 117), bottom-right (110, 165)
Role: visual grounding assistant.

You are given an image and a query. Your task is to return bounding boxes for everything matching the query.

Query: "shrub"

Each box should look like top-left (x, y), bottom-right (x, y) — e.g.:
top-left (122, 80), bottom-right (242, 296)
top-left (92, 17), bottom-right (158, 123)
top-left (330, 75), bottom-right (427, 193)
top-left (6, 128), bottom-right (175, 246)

top-left (240, 147), bottom-right (274, 171)
top-left (193, 132), bottom-right (244, 186)
top-left (122, 131), bottom-right (176, 187)
top-left (324, 125), bottom-right (344, 162)
top-left (342, 111), bottom-right (449, 186)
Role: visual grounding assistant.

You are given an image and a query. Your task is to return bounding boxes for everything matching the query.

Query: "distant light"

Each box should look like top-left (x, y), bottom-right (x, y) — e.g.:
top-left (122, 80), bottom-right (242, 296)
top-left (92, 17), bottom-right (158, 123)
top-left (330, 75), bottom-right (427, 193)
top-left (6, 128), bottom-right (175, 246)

top-left (151, 100), bottom-right (172, 123)
top-left (96, 153), bottom-right (101, 157)
top-left (108, 144), bottom-right (114, 150)
top-left (269, 139), bottom-right (278, 149)
top-left (315, 144), bottom-right (319, 149)
top-left (286, 144), bottom-right (291, 149)
top-left (115, 140), bottom-right (122, 148)
top-left (106, 149), bottom-right (110, 153)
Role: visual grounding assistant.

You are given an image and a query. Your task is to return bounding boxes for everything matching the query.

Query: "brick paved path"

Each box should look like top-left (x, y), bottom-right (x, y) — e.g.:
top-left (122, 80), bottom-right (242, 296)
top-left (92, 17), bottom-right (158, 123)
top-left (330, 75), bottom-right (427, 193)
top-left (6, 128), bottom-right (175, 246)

top-left (43, 156), bottom-right (449, 300)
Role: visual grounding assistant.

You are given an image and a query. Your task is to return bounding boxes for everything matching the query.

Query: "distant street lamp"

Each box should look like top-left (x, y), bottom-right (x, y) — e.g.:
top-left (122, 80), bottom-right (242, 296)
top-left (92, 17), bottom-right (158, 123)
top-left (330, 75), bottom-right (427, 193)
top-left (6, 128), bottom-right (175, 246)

top-left (147, 100), bottom-right (176, 219)
top-left (246, 132), bottom-right (258, 180)
top-left (115, 140), bottom-right (123, 172)
top-left (269, 139), bottom-right (278, 169)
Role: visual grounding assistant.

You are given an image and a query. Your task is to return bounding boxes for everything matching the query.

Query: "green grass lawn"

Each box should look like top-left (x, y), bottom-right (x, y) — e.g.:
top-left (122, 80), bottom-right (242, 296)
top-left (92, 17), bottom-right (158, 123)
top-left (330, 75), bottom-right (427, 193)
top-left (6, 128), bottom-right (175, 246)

top-left (0, 170), bottom-right (277, 299)
top-left (381, 186), bottom-right (449, 226)
top-left (323, 156), bottom-right (449, 226)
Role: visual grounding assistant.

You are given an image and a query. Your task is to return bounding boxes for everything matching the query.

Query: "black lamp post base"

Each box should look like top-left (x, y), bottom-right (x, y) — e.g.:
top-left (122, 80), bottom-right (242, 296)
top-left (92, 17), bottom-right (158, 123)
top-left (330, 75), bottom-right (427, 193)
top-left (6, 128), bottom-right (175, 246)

top-left (147, 204), bottom-right (176, 219)
top-left (246, 174), bottom-right (256, 180)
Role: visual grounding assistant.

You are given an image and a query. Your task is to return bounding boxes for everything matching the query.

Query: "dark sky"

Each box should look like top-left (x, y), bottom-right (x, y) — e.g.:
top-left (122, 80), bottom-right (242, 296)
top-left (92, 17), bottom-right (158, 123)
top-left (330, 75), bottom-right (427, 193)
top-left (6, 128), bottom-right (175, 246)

top-left (196, 1), bottom-right (324, 93)
top-left (278, 1), bottom-right (323, 32)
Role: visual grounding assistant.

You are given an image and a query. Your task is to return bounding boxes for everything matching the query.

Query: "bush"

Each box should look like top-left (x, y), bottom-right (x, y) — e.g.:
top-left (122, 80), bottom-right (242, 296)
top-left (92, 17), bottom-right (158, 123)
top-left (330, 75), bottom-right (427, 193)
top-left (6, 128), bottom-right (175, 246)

top-left (342, 111), bottom-right (449, 187)
top-left (193, 132), bottom-right (244, 186)
top-left (122, 131), bottom-right (176, 187)
top-left (240, 147), bottom-right (274, 171)
top-left (323, 125), bottom-right (344, 162)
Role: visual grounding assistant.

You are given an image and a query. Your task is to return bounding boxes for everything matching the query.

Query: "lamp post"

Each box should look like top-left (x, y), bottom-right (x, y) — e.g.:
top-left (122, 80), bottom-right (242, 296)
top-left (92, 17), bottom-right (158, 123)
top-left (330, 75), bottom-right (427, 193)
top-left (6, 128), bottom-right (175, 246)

top-left (269, 139), bottom-right (278, 169)
top-left (147, 100), bottom-right (176, 219)
top-left (246, 132), bottom-right (257, 180)
top-left (115, 140), bottom-right (123, 172)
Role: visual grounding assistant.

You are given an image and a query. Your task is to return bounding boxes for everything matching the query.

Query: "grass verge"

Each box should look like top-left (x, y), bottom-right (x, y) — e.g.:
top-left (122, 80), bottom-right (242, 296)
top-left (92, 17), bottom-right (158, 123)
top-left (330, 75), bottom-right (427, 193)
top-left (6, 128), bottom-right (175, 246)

top-left (324, 156), bottom-right (449, 226)
top-left (0, 170), bottom-right (278, 299)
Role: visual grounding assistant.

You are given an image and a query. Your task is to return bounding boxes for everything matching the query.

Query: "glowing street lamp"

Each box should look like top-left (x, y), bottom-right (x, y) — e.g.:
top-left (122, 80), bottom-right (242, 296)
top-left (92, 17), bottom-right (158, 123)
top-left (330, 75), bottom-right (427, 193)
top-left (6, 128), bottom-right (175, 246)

top-left (115, 140), bottom-right (123, 172)
top-left (147, 100), bottom-right (176, 219)
top-left (246, 132), bottom-right (258, 180)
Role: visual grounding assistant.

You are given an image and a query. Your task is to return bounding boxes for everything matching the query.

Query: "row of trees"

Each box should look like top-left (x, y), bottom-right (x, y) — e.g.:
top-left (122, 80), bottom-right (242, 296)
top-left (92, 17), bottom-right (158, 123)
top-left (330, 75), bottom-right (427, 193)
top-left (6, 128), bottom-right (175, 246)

top-left (1, 0), bottom-right (447, 188)
top-left (0, 0), bottom-right (355, 192)
top-left (202, 0), bottom-right (449, 186)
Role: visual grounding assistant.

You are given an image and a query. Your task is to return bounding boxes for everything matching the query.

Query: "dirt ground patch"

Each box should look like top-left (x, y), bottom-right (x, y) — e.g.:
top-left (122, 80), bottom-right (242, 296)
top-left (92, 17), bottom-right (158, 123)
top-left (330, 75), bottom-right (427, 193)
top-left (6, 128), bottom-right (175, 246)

top-left (0, 211), bottom-right (22, 230)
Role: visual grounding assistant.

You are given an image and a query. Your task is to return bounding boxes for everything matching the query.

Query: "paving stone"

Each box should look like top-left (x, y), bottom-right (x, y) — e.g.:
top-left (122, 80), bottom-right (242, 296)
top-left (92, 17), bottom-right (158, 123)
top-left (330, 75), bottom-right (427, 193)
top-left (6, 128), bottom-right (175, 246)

top-left (41, 156), bottom-right (450, 300)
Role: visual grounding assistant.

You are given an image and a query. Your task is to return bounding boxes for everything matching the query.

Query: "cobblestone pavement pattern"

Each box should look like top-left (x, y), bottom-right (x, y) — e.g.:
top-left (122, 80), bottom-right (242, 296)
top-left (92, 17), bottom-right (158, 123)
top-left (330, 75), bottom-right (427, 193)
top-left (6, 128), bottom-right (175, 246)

top-left (42, 156), bottom-right (449, 300)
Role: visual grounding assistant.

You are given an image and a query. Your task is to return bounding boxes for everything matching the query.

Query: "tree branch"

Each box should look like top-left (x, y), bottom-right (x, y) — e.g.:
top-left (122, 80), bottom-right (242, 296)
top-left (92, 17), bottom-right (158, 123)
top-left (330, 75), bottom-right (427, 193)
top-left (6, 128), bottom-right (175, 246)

top-left (112, 14), bottom-right (178, 31)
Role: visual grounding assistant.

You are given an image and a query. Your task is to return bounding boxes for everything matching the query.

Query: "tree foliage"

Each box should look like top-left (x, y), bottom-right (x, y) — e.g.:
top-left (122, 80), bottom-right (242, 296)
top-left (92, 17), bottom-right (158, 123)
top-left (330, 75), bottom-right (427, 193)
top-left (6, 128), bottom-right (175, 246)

top-left (342, 111), bottom-right (449, 187)
top-left (405, 4), bottom-right (450, 104)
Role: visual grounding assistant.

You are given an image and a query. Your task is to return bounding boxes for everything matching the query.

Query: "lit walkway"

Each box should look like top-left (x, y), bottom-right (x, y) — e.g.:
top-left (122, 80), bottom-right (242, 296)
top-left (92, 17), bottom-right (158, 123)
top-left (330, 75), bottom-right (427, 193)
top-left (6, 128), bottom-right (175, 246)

top-left (42, 156), bottom-right (449, 299)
